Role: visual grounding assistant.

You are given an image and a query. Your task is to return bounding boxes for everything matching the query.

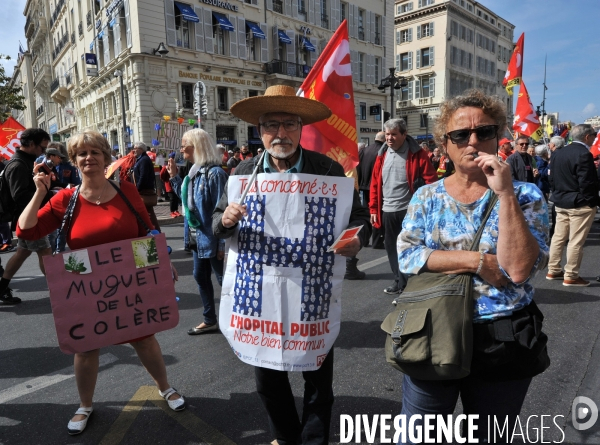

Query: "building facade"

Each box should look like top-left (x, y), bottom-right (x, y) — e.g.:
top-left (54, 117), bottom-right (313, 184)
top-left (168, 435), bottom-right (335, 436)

top-left (9, 52), bottom-right (38, 129)
top-left (394, 0), bottom-right (515, 143)
top-left (21, 0), bottom-right (395, 153)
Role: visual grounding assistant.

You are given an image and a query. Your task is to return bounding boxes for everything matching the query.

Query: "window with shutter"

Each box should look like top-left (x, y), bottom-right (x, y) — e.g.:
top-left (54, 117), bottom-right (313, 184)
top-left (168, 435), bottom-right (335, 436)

top-left (124, 0), bottom-right (132, 48)
top-left (429, 76), bottom-right (435, 97)
top-left (237, 17), bottom-right (246, 60)
top-left (416, 49), bottom-right (421, 68)
top-left (203, 9), bottom-right (213, 54)
top-left (194, 5), bottom-right (205, 52)
top-left (164, 0), bottom-right (177, 47)
top-left (260, 23), bottom-right (268, 62)
top-left (228, 14), bottom-right (238, 58)
top-left (429, 46), bottom-right (434, 66)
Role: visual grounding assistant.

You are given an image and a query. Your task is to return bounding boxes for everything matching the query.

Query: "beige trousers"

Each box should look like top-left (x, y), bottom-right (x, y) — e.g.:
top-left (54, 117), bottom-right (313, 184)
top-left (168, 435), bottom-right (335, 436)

top-left (548, 205), bottom-right (596, 279)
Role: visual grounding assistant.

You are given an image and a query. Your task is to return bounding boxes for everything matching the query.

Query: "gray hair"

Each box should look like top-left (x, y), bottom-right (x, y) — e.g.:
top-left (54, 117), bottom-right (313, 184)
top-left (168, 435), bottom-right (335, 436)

top-left (357, 142), bottom-right (367, 151)
top-left (375, 131), bottom-right (386, 142)
top-left (570, 124), bottom-right (596, 142)
top-left (133, 141), bottom-right (148, 151)
top-left (534, 145), bottom-right (548, 157)
top-left (383, 118), bottom-right (407, 134)
top-left (516, 135), bottom-right (530, 144)
top-left (182, 128), bottom-right (221, 166)
top-left (549, 136), bottom-right (565, 150)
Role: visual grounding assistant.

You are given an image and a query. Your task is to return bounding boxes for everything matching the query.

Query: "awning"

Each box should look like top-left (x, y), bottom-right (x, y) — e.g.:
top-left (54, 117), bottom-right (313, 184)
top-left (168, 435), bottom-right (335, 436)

top-left (248, 139), bottom-right (263, 144)
top-left (98, 30), bottom-right (104, 38)
top-left (174, 2), bottom-right (200, 23)
top-left (277, 29), bottom-right (292, 44)
top-left (301, 36), bottom-right (315, 52)
top-left (217, 139), bottom-right (237, 146)
top-left (246, 21), bottom-right (265, 39)
top-left (89, 41), bottom-right (94, 50)
top-left (109, 18), bottom-right (115, 28)
top-left (212, 12), bottom-right (234, 31)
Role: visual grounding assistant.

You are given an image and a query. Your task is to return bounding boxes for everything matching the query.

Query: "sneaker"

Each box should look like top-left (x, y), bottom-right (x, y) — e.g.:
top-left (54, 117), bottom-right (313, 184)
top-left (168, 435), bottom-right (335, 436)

top-left (546, 271), bottom-right (564, 280)
top-left (383, 283), bottom-right (402, 295)
top-left (563, 277), bottom-right (590, 287)
top-left (0, 287), bottom-right (21, 305)
top-left (173, 211), bottom-right (181, 217)
top-left (170, 212), bottom-right (178, 218)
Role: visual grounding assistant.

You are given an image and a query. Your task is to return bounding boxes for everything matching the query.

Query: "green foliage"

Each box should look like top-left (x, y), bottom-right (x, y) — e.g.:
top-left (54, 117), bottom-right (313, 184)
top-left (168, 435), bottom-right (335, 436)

top-left (146, 238), bottom-right (158, 264)
top-left (65, 254), bottom-right (87, 273)
top-left (0, 54), bottom-right (26, 122)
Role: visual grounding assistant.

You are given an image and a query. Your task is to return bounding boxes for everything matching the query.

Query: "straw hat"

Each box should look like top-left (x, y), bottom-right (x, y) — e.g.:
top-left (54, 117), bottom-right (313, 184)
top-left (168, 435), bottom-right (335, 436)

top-left (230, 85), bottom-right (332, 126)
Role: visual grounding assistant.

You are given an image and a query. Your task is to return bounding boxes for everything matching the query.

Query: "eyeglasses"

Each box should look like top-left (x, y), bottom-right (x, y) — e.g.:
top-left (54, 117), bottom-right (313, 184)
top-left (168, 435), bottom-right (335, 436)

top-left (517, 142), bottom-right (529, 146)
top-left (260, 120), bottom-right (301, 133)
top-left (444, 125), bottom-right (498, 145)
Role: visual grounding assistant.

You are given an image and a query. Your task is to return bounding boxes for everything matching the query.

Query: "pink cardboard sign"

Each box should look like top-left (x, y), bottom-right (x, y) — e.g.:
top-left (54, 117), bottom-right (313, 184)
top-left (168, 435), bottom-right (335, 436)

top-left (43, 233), bottom-right (179, 354)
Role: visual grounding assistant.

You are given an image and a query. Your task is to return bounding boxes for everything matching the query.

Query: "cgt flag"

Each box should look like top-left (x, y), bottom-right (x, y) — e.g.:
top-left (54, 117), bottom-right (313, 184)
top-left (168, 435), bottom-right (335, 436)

top-left (503, 33), bottom-right (524, 96)
top-left (0, 117), bottom-right (26, 160)
top-left (590, 131), bottom-right (600, 158)
top-left (513, 81), bottom-right (543, 141)
top-left (298, 20), bottom-right (358, 173)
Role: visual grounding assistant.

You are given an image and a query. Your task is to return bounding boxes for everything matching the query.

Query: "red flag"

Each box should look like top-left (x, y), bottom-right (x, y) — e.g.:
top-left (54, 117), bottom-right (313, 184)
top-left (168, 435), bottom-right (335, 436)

top-left (298, 20), bottom-right (358, 172)
top-left (512, 81), bottom-right (543, 141)
top-left (590, 132), bottom-right (600, 158)
top-left (503, 33), bottom-right (524, 96)
top-left (0, 117), bottom-right (26, 160)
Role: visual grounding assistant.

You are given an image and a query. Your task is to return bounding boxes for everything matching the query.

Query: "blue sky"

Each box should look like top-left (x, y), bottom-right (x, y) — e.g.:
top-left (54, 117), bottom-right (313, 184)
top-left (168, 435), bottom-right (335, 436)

top-left (1, 0), bottom-right (598, 123)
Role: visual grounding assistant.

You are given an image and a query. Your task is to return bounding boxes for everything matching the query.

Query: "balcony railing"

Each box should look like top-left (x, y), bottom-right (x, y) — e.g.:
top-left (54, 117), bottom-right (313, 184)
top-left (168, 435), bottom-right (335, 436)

top-left (273, 0), bottom-right (283, 14)
top-left (374, 33), bottom-right (381, 45)
top-left (265, 59), bottom-right (311, 78)
top-left (71, 32), bottom-right (75, 45)
top-left (78, 22), bottom-right (83, 36)
top-left (50, 78), bottom-right (59, 93)
top-left (25, 15), bottom-right (34, 37)
top-left (66, 73), bottom-right (72, 85)
top-left (358, 26), bottom-right (364, 41)
top-left (50, 0), bottom-right (66, 28)
top-left (321, 14), bottom-right (329, 29)
top-left (86, 11), bottom-right (93, 27)
top-left (36, 105), bottom-right (45, 116)
top-left (52, 33), bottom-right (69, 60)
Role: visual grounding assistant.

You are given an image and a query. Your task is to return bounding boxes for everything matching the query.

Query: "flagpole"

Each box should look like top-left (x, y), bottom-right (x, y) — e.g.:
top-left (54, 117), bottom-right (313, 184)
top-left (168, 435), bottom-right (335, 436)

top-left (541, 55), bottom-right (549, 144)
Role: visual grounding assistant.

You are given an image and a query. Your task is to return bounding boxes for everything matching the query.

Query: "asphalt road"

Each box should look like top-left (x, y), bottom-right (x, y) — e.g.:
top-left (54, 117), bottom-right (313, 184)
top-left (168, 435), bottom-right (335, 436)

top-left (0, 216), bottom-right (599, 445)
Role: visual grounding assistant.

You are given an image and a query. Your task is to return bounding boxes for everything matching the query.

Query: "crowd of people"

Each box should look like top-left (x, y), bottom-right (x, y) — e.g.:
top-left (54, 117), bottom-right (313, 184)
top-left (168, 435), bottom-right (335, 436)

top-left (0, 85), bottom-right (598, 442)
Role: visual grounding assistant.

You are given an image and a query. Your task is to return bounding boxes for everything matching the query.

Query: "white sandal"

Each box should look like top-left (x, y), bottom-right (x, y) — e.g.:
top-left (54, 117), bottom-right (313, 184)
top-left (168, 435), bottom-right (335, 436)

top-left (67, 406), bottom-right (93, 435)
top-left (158, 387), bottom-right (186, 411)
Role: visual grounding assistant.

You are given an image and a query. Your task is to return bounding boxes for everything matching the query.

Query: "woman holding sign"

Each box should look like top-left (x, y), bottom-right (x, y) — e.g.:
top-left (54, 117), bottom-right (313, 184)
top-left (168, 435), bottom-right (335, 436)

top-left (167, 128), bottom-right (228, 335)
top-left (16, 131), bottom-right (185, 435)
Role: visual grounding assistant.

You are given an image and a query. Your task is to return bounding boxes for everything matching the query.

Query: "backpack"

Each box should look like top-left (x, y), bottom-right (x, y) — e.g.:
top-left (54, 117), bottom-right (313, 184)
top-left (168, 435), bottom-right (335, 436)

top-left (0, 157), bottom-right (27, 223)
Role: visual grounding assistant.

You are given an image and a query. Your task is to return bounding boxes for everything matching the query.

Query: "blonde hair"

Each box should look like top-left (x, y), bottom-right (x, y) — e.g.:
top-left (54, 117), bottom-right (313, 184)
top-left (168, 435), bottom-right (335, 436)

top-left (67, 131), bottom-right (113, 166)
top-left (182, 129), bottom-right (222, 166)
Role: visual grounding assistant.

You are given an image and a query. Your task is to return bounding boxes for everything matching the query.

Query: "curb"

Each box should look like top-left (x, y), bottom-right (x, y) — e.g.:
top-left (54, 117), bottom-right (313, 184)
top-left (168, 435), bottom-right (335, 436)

top-left (157, 215), bottom-right (184, 225)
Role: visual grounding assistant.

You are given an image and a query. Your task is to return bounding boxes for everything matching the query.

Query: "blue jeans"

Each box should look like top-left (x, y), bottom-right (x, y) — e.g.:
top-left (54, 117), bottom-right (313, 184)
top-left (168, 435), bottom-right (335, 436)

top-left (192, 250), bottom-right (223, 325)
top-left (255, 349), bottom-right (334, 445)
top-left (399, 374), bottom-right (532, 444)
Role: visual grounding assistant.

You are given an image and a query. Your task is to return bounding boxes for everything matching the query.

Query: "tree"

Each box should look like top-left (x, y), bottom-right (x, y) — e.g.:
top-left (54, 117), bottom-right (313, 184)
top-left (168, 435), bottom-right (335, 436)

top-left (0, 55), bottom-right (26, 122)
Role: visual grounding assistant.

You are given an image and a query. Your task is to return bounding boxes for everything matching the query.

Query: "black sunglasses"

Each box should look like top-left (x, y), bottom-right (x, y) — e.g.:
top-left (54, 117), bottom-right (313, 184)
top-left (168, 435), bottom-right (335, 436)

top-left (444, 125), bottom-right (499, 145)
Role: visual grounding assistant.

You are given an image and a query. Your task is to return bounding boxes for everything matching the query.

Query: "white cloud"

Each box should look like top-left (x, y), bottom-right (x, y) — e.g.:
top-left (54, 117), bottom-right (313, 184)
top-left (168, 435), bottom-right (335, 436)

top-left (582, 103), bottom-right (597, 115)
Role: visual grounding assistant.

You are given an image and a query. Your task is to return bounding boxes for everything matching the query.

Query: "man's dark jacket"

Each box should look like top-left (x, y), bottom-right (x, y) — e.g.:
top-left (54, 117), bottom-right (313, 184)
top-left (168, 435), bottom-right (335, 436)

top-left (132, 151), bottom-right (155, 190)
top-left (212, 147), bottom-right (372, 247)
top-left (549, 142), bottom-right (599, 209)
top-left (358, 140), bottom-right (382, 191)
top-left (506, 151), bottom-right (536, 183)
top-left (3, 149), bottom-right (50, 229)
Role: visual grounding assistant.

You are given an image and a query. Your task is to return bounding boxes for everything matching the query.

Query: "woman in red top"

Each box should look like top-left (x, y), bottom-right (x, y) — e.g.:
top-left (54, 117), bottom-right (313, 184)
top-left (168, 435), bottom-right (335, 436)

top-left (17, 131), bottom-right (185, 436)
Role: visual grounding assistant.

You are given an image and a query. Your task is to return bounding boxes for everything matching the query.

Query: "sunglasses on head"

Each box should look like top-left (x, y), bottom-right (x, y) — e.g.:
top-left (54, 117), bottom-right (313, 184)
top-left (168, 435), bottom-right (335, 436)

top-left (444, 125), bottom-right (499, 145)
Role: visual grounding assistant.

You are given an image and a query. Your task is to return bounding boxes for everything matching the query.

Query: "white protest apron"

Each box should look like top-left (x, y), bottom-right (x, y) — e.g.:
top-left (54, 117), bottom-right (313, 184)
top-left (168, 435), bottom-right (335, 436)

top-left (220, 173), bottom-right (353, 371)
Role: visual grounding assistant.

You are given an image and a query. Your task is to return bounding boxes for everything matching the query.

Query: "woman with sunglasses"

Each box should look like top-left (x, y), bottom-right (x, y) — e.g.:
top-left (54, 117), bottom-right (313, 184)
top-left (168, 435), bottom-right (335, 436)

top-left (395, 89), bottom-right (550, 443)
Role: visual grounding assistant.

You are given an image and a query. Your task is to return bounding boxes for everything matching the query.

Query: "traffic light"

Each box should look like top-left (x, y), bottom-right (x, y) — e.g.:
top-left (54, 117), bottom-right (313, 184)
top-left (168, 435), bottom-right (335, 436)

top-left (193, 100), bottom-right (200, 116)
top-left (201, 98), bottom-right (208, 116)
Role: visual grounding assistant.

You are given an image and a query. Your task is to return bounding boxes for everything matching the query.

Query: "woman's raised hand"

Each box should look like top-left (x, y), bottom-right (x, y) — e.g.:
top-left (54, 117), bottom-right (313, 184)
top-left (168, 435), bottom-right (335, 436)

top-left (167, 158), bottom-right (178, 178)
top-left (475, 153), bottom-right (514, 198)
top-left (33, 164), bottom-right (52, 193)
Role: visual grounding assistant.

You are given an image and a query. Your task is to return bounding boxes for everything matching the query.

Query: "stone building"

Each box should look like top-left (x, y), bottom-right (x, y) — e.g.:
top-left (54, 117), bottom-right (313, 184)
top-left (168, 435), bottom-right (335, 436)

top-left (394, 0), bottom-right (515, 143)
top-left (22, 0), bottom-right (396, 152)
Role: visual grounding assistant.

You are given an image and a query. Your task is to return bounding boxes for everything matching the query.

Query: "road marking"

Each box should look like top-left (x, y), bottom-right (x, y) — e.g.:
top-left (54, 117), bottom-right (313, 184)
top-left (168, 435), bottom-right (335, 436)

top-left (10, 274), bottom-right (45, 282)
top-left (358, 255), bottom-right (388, 271)
top-left (99, 385), bottom-right (236, 445)
top-left (0, 353), bottom-right (118, 404)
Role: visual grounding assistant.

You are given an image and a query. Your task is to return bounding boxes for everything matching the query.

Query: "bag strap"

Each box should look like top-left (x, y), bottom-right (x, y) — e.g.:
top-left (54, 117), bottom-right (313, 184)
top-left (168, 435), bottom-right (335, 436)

top-left (108, 181), bottom-right (153, 234)
top-left (54, 186), bottom-right (81, 254)
top-left (468, 191), bottom-right (498, 252)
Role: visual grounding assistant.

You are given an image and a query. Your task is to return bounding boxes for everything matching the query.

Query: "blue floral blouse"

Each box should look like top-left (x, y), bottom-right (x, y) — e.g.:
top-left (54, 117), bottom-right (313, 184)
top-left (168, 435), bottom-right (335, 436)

top-left (398, 179), bottom-right (549, 322)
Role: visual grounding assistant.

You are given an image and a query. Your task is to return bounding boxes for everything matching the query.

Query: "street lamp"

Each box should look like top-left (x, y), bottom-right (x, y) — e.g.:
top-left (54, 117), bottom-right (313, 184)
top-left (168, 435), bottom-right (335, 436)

top-left (114, 69), bottom-right (128, 155)
top-left (378, 67), bottom-right (408, 120)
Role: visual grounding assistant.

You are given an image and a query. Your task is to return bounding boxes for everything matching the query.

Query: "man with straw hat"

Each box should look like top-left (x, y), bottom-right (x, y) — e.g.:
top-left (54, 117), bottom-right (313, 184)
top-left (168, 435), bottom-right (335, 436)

top-left (212, 85), bottom-right (371, 444)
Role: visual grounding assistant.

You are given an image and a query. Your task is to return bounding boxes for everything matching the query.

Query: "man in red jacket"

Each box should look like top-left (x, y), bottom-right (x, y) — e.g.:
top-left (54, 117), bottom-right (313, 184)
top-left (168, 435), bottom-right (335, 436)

top-left (369, 118), bottom-right (437, 295)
